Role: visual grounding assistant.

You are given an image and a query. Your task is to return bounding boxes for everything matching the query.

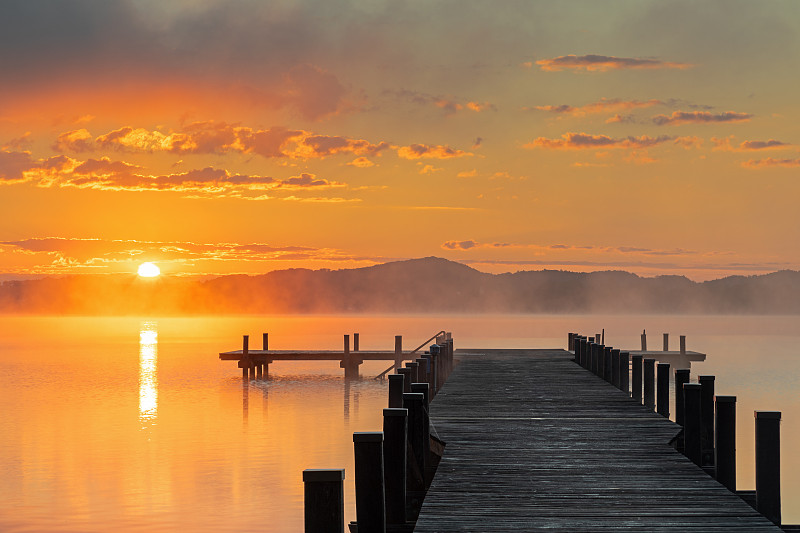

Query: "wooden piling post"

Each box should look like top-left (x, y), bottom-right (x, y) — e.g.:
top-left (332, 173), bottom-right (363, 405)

top-left (353, 432), bottom-right (386, 533)
top-left (354, 333), bottom-right (360, 352)
top-left (611, 348), bottom-right (620, 388)
top-left (388, 374), bottom-right (404, 408)
top-left (383, 408), bottom-right (408, 526)
top-left (675, 369), bottom-right (690, 427)
top-left (663, 333), bottom-right (669, 351)
top-left (657, 363), bottom-right (670, 418)
top-left (683, 383), bottom-right (702, 466)
top-left (619, 352), bottom-right (630, 394)
top-left (755, 411), bottom-right (781, 525)
top-left (699, 375), bottom-right (715, 467)
top-left (715, 396), bottom-right (737, 492)
top-left (631, 354), bottom-right (643, 403)
top-left (263, 332), bottom-right (269, 350)
top-left (303, 469), bottom-right (345, 533)
top-left (397, 368), bottom-right (413, 393)
top-left (603, 346), bottom-right (612, 383)
top-left (415, 358), bottom-right (428, 384)
top-left (595, 333), bottom-right (601, 344)
top-left (568, 332), bottom-right (575, 352)
top-left (641, 329), bottom-right (647, 351)
top-left (405, 362), bottom-right (419, 386)
top-left (402, 392), bottom-right (426, 512)
top-left (680, 335), bottom-right (686, 355)
top-left (643, 358), bottom-right (655, 408)
top-left (410, 383), bottom-right (431, 483)
top-left (430, 344), bottom-right (441, 394)
top-left (394, 336), bottom-right (403, 371)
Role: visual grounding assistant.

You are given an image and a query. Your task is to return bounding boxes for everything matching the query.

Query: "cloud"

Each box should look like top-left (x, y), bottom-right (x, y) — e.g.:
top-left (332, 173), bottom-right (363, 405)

top-left (524, 132), bottom-right (674, 150)
top-left (0, 150), bottom-right (37, 184)
top-left (52, 129), bottom-right (96, 152)
top-left (388, 89), bottom-right (496, 115)
top-left (0, 237), bottom-right (372, 274)
top-left (534, 54), bottom-right (692, 72)
top-left (1, 153), bottom-right (346, 198)
top-left (347, 157), bottom-right (375, 168)
top-left (532, 98), bottom-right (663, 117)
top-left (419, 164), bottom-right (442, 174)
top-left (442, 240), bottom-right (479, 250)
top-left (3, 132), bottom-right (33, 151)
top-left (54, 121), bottom-right (392, 162)
top-left (739, 139), bottom-right (790, 150)
top-left (457, 169), bottom-right (477, 178)
top-left (397, 144), bottom-right (473, 159)
top-left (652, 111), bottom-right (752, 126)
top-left (741, 158), bottom-right (800, 169)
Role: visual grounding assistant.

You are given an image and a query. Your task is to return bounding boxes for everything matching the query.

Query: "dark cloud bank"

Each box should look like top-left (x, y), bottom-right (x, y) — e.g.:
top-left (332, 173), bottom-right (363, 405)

top-left (1, 257), bottom-right (799, 315)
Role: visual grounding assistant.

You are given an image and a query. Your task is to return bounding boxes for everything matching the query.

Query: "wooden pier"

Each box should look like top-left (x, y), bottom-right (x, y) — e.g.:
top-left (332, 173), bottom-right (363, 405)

top-left (413, 348), bottom-right (781, 531)
top-left (220, 332), bottom-right (447, 379)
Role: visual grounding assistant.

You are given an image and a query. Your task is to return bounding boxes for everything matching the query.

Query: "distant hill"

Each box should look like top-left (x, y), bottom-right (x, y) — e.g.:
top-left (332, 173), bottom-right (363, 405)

top-left (1, 257), bottom-right (799, 314)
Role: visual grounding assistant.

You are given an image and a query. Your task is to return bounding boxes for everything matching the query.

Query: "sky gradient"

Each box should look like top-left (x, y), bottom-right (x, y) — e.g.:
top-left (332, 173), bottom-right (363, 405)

top-left (2, 0), bottom-right (799, 281)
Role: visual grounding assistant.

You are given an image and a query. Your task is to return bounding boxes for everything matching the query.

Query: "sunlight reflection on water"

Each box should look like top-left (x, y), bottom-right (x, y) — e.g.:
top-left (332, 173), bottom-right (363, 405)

top-left (138, 321), bottom-right (158, 425)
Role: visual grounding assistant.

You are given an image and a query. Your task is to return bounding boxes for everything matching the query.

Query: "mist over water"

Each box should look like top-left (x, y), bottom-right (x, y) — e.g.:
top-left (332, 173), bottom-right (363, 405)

top-left (0, 314), bottom-right (798, 531)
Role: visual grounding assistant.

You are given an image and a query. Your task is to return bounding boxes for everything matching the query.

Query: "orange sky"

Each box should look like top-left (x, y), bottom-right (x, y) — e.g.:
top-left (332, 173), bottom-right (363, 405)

top-left (2, 1), bottom-right (799, 281)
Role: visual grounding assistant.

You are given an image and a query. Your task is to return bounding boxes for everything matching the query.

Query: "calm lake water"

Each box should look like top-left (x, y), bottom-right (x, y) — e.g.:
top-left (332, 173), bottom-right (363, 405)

top-left (1, 314), bottom-right (798, 530)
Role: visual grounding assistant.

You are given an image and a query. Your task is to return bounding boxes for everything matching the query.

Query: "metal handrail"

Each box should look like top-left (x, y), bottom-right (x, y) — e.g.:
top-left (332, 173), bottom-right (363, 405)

top-left (373, 330), bottom-right (446, 380)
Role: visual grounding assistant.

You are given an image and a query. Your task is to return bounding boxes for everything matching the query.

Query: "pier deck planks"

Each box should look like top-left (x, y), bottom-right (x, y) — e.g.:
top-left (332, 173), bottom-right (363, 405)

top-left (414, 349), bottom-right (780, 531)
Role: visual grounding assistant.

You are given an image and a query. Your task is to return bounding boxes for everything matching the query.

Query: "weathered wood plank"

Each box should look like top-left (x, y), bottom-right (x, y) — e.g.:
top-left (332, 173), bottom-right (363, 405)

top-left (414, 349), bottom-right (780, 531)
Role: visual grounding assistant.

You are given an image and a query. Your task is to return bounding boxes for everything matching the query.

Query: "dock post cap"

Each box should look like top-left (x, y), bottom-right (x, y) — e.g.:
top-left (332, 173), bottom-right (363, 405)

top-left (303, 469), bottom-right (345, 482)
top-left (402, 392), bottom-right (424, 400)
top-left (715, 395), bottom-right (737, 403)
top-left (644, 358), bottom-right (656, 362)
top-left (657, 362), bottom-right (670, 367)
top-left (754, 411), bottom-right (781, 420)
top-left (353, 431), bottom-right (384, 443)
top-left (683, 383), bottom-right (702, 390)
top-left (631, 354), bottom-right (643, 360)
top-left (675, 368), bottom-right (690, 375)
top-left (698, 375), bottom-right (716, 382)
top-left (382, 408), bottom-right (408, 416)
top-left (388, 374), bottom-right (404, 381)
top-left (430, 344), bottom-right (441, 355)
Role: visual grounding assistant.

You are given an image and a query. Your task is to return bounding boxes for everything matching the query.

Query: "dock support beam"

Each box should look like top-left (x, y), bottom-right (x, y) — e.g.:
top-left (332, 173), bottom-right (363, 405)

top-left (755, 411), bottom-right (781, 526)
top-left (303, 469), bottom-right (345, 533)
top-left (340, 334), bottom-right (362, 379)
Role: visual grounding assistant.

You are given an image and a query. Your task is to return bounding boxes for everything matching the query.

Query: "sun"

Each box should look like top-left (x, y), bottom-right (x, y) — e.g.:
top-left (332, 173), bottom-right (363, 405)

top-left (137, 262), bottom-right (161, 278)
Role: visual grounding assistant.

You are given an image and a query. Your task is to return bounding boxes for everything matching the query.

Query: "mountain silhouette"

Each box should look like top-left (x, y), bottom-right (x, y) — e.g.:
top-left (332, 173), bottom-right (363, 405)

top-left (1, 257), bottom-right (799, 315)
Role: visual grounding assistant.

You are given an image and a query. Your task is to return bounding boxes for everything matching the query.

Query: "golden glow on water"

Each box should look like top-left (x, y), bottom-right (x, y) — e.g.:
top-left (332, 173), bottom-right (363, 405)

top-left (138, 321), bottom-right (158, 423)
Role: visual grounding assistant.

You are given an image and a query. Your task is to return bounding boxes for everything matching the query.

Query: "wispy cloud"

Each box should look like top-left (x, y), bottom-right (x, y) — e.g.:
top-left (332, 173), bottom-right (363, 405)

top-left (652, 111), bottom-right (752, 126)
top-left (0, 237), bottom-right (377, 274)
top-left (396, 144), bottom-right (473, 159)
top-left (387, 89), bottom-right (496, 115)
top-left (442, 239), bottom-right (701, 256)
top-left (741, 157), bottom-right (800, 169)
top-left (524, 132), bottom-right (673, 150)
top-left (533, 54), bottom-right (692, 72)
top-left (712, 136), bottom-right (791, 151)
top-left (531, 97), bottom-right (663, 116)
